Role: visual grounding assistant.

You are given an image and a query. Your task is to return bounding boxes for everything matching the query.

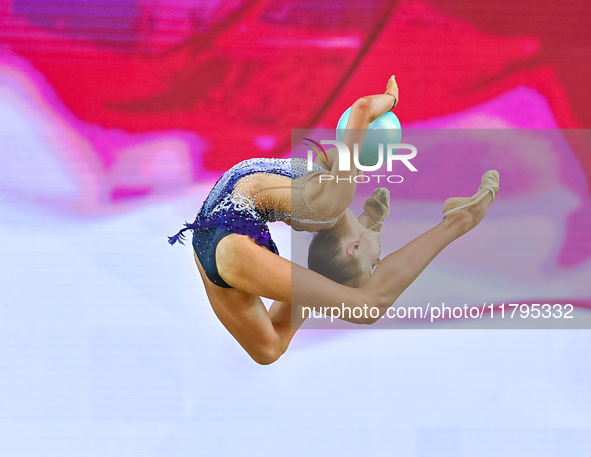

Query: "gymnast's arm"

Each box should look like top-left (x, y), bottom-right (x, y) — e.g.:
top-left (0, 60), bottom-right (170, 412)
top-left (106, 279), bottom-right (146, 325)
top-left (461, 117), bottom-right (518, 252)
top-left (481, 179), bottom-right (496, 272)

top-left (313, 147), bottom-right (336, 171)
top-left (308, 77), bottom-right (399, 216)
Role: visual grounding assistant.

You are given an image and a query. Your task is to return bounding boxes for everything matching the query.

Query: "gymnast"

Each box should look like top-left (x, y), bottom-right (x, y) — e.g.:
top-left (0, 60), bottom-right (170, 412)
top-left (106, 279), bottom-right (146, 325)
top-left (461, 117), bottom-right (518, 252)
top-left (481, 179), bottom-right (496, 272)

top-left (169, 76), bottom-right (500, 364)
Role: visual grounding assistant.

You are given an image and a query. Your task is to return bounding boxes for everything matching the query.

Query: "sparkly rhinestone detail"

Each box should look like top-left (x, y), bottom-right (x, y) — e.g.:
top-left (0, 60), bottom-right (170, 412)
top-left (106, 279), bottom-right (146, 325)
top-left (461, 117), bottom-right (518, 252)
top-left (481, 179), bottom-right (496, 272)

top-left (168, 157), bottom-right (339, 287)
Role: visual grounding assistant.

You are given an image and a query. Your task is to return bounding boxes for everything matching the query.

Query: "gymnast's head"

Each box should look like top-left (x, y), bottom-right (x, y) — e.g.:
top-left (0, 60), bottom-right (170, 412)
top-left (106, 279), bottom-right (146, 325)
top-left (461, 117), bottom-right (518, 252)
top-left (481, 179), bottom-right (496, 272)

top-left (307, 209), bottom-right (381, 288)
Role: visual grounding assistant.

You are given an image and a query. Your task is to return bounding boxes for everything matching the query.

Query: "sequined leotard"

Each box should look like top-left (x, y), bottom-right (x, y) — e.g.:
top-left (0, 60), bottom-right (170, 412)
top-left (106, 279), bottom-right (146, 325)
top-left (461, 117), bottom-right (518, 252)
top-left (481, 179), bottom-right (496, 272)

top-left (168, 158), bottom-right (339, 288)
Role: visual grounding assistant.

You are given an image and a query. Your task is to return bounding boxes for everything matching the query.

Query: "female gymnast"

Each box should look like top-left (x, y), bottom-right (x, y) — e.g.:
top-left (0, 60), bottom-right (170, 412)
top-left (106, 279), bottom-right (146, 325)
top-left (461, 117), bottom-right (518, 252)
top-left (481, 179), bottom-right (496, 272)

top-left (169, 76), bottom-right (500, 364)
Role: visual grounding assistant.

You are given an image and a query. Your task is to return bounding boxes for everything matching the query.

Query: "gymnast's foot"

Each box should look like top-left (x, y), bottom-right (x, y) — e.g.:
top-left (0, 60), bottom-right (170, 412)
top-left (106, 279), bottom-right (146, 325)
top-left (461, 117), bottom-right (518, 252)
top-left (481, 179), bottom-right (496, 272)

top-left (443, 170), bottom-right (499, 231)
top-left (359, 188), bottom-right (391, 231)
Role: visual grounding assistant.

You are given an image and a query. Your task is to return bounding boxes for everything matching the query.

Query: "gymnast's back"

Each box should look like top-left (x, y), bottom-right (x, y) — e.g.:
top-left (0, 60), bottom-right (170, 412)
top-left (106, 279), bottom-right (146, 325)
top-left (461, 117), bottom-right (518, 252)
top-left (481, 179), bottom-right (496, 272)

top-left (167, 157), bottom-right (339, 287)
top-left (171, 157), bottom-right (339, 238)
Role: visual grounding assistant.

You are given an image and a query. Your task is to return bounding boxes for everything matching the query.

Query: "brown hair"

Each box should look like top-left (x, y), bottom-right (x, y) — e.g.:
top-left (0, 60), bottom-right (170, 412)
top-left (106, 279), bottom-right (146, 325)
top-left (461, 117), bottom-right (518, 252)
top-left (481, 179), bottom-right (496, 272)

top-left (308, 229), bottom-right (362, 288)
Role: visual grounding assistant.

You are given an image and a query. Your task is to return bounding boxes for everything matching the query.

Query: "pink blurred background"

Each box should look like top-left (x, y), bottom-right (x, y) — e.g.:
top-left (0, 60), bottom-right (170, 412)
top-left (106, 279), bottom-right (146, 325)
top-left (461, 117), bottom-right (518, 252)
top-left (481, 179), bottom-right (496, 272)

top-left (1, 2), bottom-right (591, 454)
top-left (1, 1), bottom-right (590, 190)
top-left (0, 0), bottom-right (590, 300)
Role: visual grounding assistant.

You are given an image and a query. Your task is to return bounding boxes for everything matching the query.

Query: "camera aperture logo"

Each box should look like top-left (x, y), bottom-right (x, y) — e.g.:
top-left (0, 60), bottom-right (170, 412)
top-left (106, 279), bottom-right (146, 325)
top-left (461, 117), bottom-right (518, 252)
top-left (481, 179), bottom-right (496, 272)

top-left (303, 139), bottom-right (418, 184)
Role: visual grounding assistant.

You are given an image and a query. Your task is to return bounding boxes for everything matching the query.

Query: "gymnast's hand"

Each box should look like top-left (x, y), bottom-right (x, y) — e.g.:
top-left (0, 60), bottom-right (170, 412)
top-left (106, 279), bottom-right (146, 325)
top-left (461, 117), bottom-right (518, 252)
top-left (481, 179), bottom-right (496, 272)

top-left (385, 75), bottom-right (399, 108)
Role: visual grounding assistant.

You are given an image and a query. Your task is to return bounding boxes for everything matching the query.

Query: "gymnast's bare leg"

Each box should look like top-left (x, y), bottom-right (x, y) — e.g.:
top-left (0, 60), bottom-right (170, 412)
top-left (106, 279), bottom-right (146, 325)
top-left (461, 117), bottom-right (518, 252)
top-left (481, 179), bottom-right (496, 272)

top-left (206, 177), bottom-right (498, 364)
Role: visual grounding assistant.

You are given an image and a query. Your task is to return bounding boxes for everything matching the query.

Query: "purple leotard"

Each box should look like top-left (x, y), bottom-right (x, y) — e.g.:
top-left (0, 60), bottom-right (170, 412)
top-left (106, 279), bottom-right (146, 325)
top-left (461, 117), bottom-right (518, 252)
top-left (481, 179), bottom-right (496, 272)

top-left (168, 158), bottom-right (325, 288)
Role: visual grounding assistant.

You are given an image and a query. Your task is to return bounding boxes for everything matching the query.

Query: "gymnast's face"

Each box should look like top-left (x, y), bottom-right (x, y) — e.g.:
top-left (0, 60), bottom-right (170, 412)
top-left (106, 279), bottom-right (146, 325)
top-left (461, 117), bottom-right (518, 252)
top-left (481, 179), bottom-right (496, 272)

top-left (345, 228), bottom-right (382, 285)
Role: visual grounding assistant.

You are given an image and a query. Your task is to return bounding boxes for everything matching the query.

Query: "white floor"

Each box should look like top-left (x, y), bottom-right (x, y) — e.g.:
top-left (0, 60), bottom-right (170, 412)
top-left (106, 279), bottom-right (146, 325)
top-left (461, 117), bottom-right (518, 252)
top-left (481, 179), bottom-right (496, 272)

top-left (1, 189), bottom-right (590, 457)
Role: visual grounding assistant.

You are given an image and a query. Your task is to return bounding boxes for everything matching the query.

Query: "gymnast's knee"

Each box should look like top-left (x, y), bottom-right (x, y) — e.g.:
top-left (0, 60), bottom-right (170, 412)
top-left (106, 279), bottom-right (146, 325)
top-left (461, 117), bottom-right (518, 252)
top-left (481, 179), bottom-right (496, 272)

top-left (250, 341), bottom-right (287, 365)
